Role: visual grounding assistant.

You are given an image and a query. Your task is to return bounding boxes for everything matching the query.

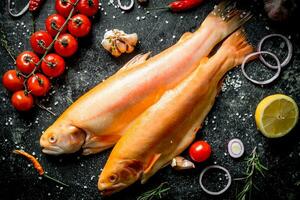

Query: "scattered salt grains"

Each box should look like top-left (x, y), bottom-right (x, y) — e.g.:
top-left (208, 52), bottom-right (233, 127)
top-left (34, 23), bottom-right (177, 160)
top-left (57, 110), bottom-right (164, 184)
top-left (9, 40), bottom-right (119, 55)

top-left (224, 153), bottom-right (227, 156)
top-left (83, 186), bottom-right (88, 189)
top-left (80, 163), bottom-right (84, 167)
top-left (32, 152), bottom-right (36, 156)
top-left (90, 175), bottom-right (95, 180)
top-left (172, 35), bottom-right (176, 39)
top-left (160, 38), bottom-right (164, 42)
top-left (213, 161), bottom-right (217, 164)
top-left (54, 101), bottom-right (59, 106)
top-left (136, 16), bottom-right (140, 21)
top-left (265, 26), bottom-right (270, 30)
top-left (21, 22), bottom-right (24, 25)
top-left (154, 15), bottom-right (158, 19)
top-left (194, 16), bottom-right (198, 19)
top-left (2, 157), bottom-right (6, 161)
top-left (4, 139), bottom-right (8, 142)
top-left (165, 20), bottom-right (169, 24)
top-left (121, 11), bottom-right (125, 14)
top-left (60, 187), bottom-right (64, 190)
top-left (141, 16), bottom-right (146, 20)
top-left (112, 15), bottom-right (116, 19)
top-left (104, 12), bottom-right (107, 16)
top-left (48, 193), bottom-right (51, 196)
top-left (38, 176), bottom-right (43, 180)
top-left (180, 16), bottom-right (183, 19)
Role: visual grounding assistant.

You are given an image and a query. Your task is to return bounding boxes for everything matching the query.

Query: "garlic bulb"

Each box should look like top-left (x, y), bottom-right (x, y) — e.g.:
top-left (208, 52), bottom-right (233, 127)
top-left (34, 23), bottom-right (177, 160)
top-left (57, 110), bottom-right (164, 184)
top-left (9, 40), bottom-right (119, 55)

top-left (101, 29), bottom-right (138, 57)
top-left (171, 156), bottom-right (195, 170)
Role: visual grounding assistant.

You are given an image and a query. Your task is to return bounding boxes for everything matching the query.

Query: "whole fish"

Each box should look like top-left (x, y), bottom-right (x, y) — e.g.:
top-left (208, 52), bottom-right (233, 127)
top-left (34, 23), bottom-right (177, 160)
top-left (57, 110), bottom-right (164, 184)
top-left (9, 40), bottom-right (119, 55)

top-left (40, 2), bottom-right (251, 155)
top-left (98, 30), bottom-right (253, 195)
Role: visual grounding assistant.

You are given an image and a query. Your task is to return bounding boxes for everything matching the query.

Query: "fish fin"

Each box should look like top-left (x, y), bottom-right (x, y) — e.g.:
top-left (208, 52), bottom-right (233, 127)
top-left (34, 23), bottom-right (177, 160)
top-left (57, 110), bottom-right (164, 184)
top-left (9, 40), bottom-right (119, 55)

top-left (81, 134), bottom-right (121, 155)
top-left (178, 32), bottom-right (192, 43)
top-left (141, 153), bottom-right (161, 184)
top-left (116, 52), bottom-right (151, 74)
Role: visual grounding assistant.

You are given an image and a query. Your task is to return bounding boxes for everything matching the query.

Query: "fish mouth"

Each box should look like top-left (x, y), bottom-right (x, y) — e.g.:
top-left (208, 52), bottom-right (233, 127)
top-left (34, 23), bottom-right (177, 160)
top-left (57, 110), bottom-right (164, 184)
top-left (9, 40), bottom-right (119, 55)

top-left (42, 146), bottom-right (64, 155)
top-left (99, 183), bottom-right (127, 196)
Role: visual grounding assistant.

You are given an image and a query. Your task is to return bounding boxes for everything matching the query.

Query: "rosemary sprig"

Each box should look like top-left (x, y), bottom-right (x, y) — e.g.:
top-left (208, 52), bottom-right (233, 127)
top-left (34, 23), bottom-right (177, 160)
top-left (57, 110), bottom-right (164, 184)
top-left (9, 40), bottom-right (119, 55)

top-left (0, 26), bottom-right (16, 63)
top-left (137, 182), bottom-right (170, 200)
top-left (235, 147), bottom-right (268, 200)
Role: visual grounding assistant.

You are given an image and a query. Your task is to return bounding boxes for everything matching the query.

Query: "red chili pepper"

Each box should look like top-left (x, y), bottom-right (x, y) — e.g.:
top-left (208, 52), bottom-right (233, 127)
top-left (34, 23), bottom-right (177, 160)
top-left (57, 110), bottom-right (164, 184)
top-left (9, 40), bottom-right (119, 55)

top-left (149, 0), bottom-right (204, 12)
top-left (169, 0), bottom-right (204, 12)
top-left (29, 0), bottom-right (45, 12)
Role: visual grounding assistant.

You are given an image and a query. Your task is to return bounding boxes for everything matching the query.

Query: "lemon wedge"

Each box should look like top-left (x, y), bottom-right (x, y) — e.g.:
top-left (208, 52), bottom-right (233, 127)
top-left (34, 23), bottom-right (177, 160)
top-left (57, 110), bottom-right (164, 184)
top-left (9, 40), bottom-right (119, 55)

top-left (255, 94), bottom-right (299, 138)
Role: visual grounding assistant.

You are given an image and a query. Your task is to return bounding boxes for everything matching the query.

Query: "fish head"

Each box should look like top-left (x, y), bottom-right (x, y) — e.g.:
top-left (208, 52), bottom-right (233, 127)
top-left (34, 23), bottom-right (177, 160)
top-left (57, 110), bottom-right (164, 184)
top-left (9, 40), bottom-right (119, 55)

top-left (40, 123), bottom-right (86, 155)
top-left (98, 159), bottom-right (143, 195)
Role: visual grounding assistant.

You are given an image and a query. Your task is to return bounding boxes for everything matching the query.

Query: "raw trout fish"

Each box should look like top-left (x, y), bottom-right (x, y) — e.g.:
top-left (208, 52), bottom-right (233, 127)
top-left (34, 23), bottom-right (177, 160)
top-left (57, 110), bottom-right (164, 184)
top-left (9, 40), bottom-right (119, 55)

top-left (98, 30), bottom-right (253, 195)
top-left (40, 2), bottom-right (251, 155)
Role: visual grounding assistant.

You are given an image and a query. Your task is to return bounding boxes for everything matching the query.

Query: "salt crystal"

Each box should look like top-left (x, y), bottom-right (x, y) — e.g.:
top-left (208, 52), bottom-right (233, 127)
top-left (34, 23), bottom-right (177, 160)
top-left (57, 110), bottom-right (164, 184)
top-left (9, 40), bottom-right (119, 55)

top-left (165, 20), bottom-right (169, 24)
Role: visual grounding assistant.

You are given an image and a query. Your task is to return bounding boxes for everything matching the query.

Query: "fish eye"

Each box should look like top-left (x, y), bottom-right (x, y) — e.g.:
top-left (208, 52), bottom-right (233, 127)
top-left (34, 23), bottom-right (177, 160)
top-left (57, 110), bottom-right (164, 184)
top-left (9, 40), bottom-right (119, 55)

top-left (108, 174), bottom-right (118, 183)
top-left (49, 136), bottom-right (57, 144)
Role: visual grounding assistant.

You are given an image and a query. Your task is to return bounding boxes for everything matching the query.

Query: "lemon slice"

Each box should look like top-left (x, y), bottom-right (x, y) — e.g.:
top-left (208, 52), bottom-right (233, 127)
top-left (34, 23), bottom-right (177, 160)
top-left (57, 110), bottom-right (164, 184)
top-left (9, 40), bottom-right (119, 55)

top-left (255, 94), bottom-right (299, 138)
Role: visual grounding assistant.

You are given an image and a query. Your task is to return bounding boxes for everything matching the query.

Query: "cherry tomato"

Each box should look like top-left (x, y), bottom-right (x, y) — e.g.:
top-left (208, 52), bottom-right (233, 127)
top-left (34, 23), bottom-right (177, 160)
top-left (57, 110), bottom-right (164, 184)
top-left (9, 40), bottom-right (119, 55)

top-left (2, 70), bottom-right (24, 92)
top-left (41, 53), bottom-right (65, 77)
top-left (16, 51), bottom-right (40, 74)
top-left (76, 0), bottom-right (99, 16)
top-left (11, 90), bottom-right (34, 111)
top-left (27, 73), bottom-right (51, 96)
top-left (68, 14), bottom-right (91, 37)
top-left (55, 0), bottom-right (77, 18)
top-left (45, 14), bottom-right (67, 37)
top-left (189, 141), bottom-right (211, 162)
top-left (30, 30), bottom-right (53, 54)
top-left (54, 33), bottom-right (78, 57)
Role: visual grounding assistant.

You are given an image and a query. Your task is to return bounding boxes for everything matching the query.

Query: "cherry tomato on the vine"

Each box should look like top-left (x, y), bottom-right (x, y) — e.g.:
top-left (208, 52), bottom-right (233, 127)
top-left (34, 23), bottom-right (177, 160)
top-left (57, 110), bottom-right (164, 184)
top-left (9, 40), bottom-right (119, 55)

top-left (45, 14), bottom-right (67, 37)
top-left (55, 0), bottom-right (77, 18)
top-left (41, 53), bottom-right (65, 77)
top-left (30, 30), bottom-right (53, 54)
top-left (27, 73), bottom-right (51, 96)
top-left (16, 51), bottom-right (40, 74)
top-left (68, 14), bottom-right (91, 37)
top-left (54, 33), bottom-right (78, 57)
top-left (76, 0), bottom-right (99, 16)
top-left (189, 141), bottom-right (211, 162)
top-left (2, 70), bottom-right (24, 92)
top-left (11, 90), bottom-right (34, 111)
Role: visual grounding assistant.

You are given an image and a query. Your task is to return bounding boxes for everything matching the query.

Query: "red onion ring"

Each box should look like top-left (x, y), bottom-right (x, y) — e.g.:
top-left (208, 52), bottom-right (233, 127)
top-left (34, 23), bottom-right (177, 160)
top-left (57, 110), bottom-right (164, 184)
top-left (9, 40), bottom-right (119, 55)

top-left (199, 165), bottom-right (232, 195)
top-left (241, 51), bottom-right (281, 85)
top-left (228, 139), bottom-right (244, 158)
top-left (258, 34), bottom-right (293, 69)
top-left (118, 0), bottom-right (134, 11)
top-left (8, 0), bottom-right (29, 17)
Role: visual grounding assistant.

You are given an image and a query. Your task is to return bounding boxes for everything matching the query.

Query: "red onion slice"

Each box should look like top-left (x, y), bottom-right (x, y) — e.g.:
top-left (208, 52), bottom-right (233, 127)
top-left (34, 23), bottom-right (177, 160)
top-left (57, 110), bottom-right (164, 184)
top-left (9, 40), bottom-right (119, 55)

top-left (118, 0), bottom-right (134, 11)
top-left (8, 0), bottom-right (29, 17)
top-left (241, 51), bottom-right (281, 85)
top-left (228, 139), bottom-right (244, 158)
top-left (258, 34), bottom-right (293, 69)
top-left (199, 165), bottom-right (232, 195)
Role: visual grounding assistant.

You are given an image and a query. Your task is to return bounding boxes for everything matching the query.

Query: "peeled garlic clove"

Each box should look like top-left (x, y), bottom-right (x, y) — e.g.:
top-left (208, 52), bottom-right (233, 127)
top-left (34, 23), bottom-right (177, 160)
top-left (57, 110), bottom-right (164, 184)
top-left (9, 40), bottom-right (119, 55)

top-left (101, 39), bottom-right (112, 52)
top-left (116, 40), bottom-right (127, 53)
top-left (104, 30), bottom-right (114, 39)
top-left (171, 156), bottom-right (195, 170)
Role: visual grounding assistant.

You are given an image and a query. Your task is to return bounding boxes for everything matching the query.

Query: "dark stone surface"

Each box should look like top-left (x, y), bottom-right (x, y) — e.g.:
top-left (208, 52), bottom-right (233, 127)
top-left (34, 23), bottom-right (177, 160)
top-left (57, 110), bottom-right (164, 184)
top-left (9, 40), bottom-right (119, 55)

top-left (0, 0), bottom-right (299, 200)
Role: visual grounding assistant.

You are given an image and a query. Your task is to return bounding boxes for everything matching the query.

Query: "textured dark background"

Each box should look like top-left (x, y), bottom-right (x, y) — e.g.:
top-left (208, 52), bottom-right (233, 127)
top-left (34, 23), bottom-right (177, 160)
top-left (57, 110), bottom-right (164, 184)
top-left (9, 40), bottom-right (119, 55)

top-left (0, 0), bottom-right (299, 200)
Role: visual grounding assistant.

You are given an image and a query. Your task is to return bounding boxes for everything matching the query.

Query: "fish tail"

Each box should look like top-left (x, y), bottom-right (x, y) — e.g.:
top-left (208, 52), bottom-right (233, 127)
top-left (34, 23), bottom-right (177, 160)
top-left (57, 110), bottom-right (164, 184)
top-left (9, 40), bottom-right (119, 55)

top-left (202, 1), bottom-right (252, 37)
top-left (220, 29), bottom-right (254, 67)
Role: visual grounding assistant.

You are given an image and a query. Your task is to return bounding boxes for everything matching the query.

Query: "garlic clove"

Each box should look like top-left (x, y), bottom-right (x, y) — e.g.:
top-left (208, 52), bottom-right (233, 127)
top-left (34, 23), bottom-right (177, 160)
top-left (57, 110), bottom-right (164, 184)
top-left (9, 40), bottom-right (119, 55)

top-left (101, 39), bottom-right (112, 52)
top-left (116, 40), bottom-right (127, 53)
top-left (111, 47), bottom-right (122, 57)
top-left (126, 44), bottom-right (135, 53)
top-left (171, 156), bottom-right (195, 170)
top-left (104, 30), bottom-right (114, 39)
top-left (121, 33), bottom-right (138, 46)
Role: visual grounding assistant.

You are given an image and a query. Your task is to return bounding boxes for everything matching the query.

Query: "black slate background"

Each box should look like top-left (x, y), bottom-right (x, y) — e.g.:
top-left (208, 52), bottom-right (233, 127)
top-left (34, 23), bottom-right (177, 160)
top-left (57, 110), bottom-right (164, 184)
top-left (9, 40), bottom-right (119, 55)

top-left (0, 0), bottom-right (300, 200)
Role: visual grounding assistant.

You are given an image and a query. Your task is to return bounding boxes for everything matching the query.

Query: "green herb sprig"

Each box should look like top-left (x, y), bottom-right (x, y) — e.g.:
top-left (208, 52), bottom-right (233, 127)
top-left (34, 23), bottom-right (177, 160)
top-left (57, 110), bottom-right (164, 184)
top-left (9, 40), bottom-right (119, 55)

top-left (235, 147), bottom-right (268, 200)
top-left (0, 26), bottom-right (16, 63)
top-left (137, 182), bottom-right (170, 200)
